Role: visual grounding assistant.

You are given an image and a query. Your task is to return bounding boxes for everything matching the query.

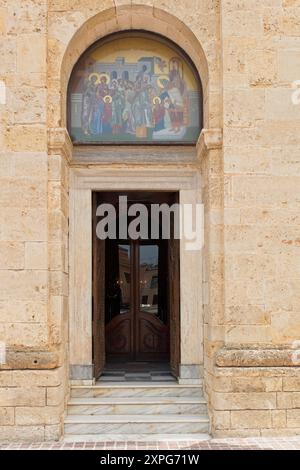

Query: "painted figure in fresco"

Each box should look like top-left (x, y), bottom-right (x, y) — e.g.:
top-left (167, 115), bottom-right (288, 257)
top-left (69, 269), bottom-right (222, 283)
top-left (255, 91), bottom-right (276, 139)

top-left (111, 86), bottom-right (125, 134)
top-left (168, 75), bottom-right (185, 133)
top-left (123, 82), bottom-right (135, 134)
top-left (169, 58), bottom-right (182, 82)
top-left (157, 76), bottom-right (170, 101)
top-left (77, 54), bottom-right (190, 140)
top-left (97, 74), bottom-right (110, 98)
top-left (132, 92), bottom-right (144, 129)
top-left (81, 74), bottom-right (98, 135)
top-left (162, 97), bottom-right (172, 130)
top-left (110, 79), bottom-right (118, 97)
top-left (135, 64), bottom-right (149, 91)
top-left (90, 90), bottom-right (105, 135)
top-left (152, 97), bottom-right (165, 132)
top-left (117, 78), bottom-right (125, 94)
top-left (140, 85), bottom-right (152, 128)
top-left (131, 85), bottom-right (150, 138)
top-left (102, 95), bottom-right (113, 134)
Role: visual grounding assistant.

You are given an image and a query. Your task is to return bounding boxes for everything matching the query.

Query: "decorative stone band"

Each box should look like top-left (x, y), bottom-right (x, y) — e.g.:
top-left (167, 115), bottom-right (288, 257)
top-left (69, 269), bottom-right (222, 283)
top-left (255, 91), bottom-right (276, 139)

top-left (47, 127), bottom-right (222, 166)
top-left (0, 349), bottom-right (60, 370)
top-left (215, 348), bottom-right (300, 368)
top-left (72, 143), bottom-right (198, 165)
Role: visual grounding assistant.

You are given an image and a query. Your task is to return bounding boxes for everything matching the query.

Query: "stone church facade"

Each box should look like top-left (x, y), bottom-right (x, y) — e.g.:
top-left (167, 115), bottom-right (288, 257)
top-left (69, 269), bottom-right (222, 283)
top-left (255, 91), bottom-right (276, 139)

top-left (0, 0), bottom-right (300, 441)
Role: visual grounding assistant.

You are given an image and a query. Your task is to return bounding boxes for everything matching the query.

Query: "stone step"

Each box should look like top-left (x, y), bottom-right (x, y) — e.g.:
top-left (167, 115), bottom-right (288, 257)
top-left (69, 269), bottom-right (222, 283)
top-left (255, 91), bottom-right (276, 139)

top-left (64, 414), bottom-right (210, 435)
top-left (63, 433), bottom-right (211, 442)
top-left (71, 384), bottom-right (203, 399)
top-left (67, 396), bottom-right (207, 415)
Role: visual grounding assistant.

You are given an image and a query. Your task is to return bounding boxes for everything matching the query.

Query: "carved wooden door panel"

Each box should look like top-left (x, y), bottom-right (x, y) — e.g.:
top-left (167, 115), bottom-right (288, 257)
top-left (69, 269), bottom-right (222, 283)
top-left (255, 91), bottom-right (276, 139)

top-left (92, 193), bottom-right (106, 378)
top-left (136, 242), bottom-right (169, 361)
top-left (105, 242), bottom-right (133, 359)
top-left (105, 240), bottom-right (170, 361)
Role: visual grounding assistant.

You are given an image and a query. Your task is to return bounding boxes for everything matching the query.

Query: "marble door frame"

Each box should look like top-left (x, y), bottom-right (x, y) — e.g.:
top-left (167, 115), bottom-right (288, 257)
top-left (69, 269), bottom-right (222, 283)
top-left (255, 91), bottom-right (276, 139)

top-left (69, 166), bottom-right (203, 384)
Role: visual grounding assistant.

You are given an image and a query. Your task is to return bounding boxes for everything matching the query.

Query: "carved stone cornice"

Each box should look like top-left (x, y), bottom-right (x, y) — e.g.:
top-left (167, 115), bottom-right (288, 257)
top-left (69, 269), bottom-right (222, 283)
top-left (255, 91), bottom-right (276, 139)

top-left (72, 145), bottom-right (198, 165)
top-left (48, 127), bottom-right (73, 163)
top-left (196, 128), bottom-right (223, 162)
top-left (47, 127), bottom-right (222, 165)
top-left (215, 347), bottom-right (300, 368)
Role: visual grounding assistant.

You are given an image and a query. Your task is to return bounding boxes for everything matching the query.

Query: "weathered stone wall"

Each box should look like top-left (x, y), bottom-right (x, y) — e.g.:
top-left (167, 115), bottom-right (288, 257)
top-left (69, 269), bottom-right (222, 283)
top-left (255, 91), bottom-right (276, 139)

top-left (0, 0), bottom-right (220, 441)
top-left (0, 0), bottom-right (68, 441)
top-left (0, 0), bottom-right (300, 440)
top-left (206, 0), bottom-right (300, 437)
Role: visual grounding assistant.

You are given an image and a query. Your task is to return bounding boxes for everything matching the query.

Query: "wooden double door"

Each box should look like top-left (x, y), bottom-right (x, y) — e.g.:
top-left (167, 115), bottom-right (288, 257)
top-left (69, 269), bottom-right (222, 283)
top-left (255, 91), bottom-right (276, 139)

top-left (105, 239), bottom-right (169, 362)
top-left (92, 192), bottom-right (180, 378)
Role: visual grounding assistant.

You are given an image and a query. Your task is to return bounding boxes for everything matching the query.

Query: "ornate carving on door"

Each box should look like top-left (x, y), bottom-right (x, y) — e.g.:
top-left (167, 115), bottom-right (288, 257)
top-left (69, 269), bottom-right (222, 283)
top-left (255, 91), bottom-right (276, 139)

top-left (105, 240), bottom-right (169, 362)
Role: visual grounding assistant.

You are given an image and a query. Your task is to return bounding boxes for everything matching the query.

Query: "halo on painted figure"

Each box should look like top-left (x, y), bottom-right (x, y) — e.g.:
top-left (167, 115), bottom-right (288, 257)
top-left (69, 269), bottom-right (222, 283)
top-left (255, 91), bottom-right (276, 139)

top-left (88, 72), bottom-right (101, 84)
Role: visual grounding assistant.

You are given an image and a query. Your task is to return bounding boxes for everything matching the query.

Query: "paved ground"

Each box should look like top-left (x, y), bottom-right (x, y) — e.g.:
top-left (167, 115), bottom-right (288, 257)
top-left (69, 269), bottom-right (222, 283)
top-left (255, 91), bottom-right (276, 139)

top-left (1, 437), bottom-right (300, 450)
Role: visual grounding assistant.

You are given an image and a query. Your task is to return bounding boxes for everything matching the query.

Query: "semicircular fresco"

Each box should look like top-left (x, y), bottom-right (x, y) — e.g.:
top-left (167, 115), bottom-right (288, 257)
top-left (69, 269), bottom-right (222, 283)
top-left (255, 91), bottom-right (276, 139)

top-left (68, 34), bottom-right (203, 145)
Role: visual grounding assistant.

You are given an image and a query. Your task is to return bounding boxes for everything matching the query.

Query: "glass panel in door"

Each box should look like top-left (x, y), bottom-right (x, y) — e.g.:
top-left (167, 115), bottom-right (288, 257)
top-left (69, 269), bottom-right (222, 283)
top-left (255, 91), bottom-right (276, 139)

top-left (105, 242), bottom-right (132, 357)
top-left (139, 244), bottom-right (159, 317)
top-left (138, 243), bottom-right (169, 359)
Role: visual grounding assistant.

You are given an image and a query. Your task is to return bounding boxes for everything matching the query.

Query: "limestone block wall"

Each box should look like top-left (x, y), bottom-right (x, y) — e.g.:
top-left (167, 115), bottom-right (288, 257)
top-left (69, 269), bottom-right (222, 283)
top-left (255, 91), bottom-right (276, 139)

top-left (0, 0), bottom-right (68, 441)
top-left (0, 0), bottom-right (221, 441)
top-left (222, 0), bottom-right (300, 348)
top-left (0, 0), bottom-right (300, 441)
top-left (206, 0), bottom-right (300, 437)
top-left (46, 0), bottom-right (220, 129)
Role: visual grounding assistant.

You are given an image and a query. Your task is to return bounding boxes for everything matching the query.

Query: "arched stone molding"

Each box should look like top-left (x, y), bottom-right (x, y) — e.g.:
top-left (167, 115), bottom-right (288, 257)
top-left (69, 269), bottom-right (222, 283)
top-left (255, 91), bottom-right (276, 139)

top-left (47, 2), bottom-right (219, 131)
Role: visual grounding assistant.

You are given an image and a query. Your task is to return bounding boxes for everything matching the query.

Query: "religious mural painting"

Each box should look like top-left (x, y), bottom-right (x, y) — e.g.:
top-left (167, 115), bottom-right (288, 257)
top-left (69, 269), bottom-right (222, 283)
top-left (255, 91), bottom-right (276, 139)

top-left (68, 34), bottom-right (202, 144)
